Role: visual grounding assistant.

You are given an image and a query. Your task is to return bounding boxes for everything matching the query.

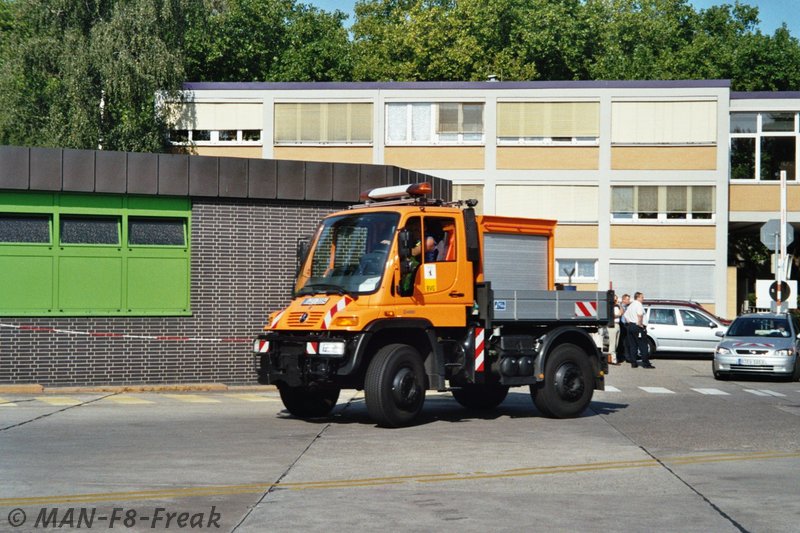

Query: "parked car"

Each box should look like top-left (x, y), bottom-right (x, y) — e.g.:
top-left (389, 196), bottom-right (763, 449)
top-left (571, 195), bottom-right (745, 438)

top-left (642, 300), bottom-right (729, 356)
top-left (713, 312), bottom-right (800, 381)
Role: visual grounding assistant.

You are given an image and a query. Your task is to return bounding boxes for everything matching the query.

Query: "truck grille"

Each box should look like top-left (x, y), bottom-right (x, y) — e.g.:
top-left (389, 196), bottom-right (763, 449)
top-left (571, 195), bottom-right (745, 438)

top-left (287, 311), bottom-right (324, 328)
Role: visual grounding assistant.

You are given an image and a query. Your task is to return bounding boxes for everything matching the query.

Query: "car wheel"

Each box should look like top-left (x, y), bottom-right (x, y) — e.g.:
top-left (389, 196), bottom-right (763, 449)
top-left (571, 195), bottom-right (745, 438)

top-left (646, 336), bottom-right (657, 357)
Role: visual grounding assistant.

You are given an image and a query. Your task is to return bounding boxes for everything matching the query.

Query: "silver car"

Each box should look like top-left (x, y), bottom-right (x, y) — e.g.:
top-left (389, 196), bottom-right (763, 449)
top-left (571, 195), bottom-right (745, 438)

top-left (713, 312), bottom-right (800, 380)
top-left (643, 302), bottom-right (728, 355)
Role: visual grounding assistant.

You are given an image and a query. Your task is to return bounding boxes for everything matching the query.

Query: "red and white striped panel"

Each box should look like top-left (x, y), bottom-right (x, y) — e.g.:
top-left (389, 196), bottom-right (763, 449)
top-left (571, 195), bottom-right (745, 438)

top-left (255, 339), bottom-right (270, 353)
top-left (574, 301), bottom-right (598, 317)
top-left (474, 327), bottom-right (485, 373)
top-left (322, 296), bottom-right (354, 330)
top-left (306, 342), bottom-right (319, 354)
top-left (732, 342), bottom-right (775, 348)
top-left (269, 311), bottom-right (286, 330)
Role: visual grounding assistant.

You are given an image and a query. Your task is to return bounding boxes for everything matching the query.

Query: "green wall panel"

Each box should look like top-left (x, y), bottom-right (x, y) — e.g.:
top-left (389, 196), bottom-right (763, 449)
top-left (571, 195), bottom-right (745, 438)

top-left (58, 257), bottom-right (123, 311)
top-left (127, 258), bottom-right (189, 312)
top-left (0, 192), bottom-right (191, 316)
top-left (0, 255), bottom-right (53, 310)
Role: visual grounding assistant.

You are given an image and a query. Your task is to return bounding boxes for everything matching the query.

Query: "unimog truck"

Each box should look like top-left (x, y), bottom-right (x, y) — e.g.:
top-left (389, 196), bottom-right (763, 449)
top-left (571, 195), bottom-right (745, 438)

top-left (253, 182), bottom-right (611, 427)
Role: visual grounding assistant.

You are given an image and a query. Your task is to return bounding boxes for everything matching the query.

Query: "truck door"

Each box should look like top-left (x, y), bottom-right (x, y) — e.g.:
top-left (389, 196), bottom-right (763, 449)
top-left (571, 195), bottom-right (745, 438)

top-left (396, 215), bottom-right (470, 326)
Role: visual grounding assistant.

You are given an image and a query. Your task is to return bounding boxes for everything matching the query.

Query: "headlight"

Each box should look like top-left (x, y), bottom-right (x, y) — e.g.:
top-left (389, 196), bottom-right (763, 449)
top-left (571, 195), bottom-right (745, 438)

top-left (716, 346), bottom-right (731, 355)
top-left (775, 349), bottom-right (793, 357)
top-left (318, 341), bottom-right (346, 356)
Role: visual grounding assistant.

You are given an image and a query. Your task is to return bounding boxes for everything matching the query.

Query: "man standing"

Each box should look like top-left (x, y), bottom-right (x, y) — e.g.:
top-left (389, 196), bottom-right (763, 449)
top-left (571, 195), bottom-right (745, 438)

top-left (617, 293), bottom-right (631, 361)
top-left (623, 292), bottom-right (655, 369)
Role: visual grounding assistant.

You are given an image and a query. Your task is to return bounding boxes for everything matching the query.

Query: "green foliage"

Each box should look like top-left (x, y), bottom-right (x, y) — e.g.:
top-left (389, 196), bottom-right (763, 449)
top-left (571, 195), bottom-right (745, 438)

top-left (350, 0), bottom-right (800, 87)
top-left (184, 0), bottom-right (352, 81)
top-left (0, 0), bottom-right (187, 152)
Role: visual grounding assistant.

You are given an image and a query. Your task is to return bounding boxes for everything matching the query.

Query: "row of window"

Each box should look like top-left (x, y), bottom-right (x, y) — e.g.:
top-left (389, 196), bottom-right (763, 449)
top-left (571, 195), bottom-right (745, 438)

top-left (0, 216), bottom-right (186, 246)
top-left (730, 112), bottom-right (799, 181)
top-left (611, 186), bottom-right (715, 221)
top-left (168, 99), bottom-right (720, 147)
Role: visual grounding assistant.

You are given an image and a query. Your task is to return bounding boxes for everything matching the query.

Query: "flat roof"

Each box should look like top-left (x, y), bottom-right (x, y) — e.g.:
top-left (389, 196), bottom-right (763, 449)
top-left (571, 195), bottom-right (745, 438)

top-left (183, 79), bottom-right (732, 91)
top-left (732, 91), bottom-right (800, 100)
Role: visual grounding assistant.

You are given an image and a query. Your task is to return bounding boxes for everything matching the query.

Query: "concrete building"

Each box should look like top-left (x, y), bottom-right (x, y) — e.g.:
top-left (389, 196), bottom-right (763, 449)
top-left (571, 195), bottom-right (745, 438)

top-left (169, 80), bottom-right (800, 318)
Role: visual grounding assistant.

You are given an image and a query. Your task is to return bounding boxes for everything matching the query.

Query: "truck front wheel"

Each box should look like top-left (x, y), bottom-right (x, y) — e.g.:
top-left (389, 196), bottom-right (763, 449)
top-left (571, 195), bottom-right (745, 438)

top-left (530, 343), bottom-right (593, 419)
top-left (452, 384), bottom-right (509, 410)
top-left (278, 382), bottom-right (340, 419)
top-left (365, 343), bottom-right (426, 428)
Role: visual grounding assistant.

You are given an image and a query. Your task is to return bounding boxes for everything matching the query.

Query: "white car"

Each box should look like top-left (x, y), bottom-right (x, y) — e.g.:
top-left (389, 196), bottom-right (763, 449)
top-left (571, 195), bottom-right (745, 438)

top-left (642, 301), bottom-right (729, 355)
top-left (713, 312), bottom-right (800, 380)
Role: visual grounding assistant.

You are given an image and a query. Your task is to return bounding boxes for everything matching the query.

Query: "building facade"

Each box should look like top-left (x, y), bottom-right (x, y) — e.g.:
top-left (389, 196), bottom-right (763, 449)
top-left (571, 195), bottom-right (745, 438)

top-left (170, 80), bottom-right (800, 317)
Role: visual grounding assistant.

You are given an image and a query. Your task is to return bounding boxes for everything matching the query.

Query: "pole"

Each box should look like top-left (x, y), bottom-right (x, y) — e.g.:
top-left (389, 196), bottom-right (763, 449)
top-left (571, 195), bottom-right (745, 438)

top-left (780, 170), bottom-right (787, 311)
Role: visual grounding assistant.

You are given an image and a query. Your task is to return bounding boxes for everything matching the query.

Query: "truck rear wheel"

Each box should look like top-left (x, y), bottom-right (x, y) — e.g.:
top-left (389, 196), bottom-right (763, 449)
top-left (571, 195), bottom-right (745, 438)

top-left (278, 382), bottom-right (340, 419)
top-left (365, 343), bottom-right (426, 428)
top-left (530, 343), bottom-right (593, 419)
top-left (452, 384), bottom-right (509, 410)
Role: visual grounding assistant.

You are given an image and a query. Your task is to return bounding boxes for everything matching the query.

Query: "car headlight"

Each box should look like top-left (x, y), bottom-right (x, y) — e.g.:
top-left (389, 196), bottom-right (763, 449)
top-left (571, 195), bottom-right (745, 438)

top-left (774, 349), bottom-right (793, 357)
top-left (716, 346), bottom-right (731, 355)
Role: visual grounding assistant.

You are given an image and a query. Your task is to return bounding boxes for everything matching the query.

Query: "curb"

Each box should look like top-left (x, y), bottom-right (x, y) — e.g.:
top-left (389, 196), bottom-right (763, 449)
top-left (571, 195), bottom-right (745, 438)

top-left (0, 383), bottom-right (276, 394)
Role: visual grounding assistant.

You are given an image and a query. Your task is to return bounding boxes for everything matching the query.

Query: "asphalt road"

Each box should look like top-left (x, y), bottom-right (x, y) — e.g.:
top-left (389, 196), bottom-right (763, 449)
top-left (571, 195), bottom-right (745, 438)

top-left (1, 358), bottom-right (799, 532)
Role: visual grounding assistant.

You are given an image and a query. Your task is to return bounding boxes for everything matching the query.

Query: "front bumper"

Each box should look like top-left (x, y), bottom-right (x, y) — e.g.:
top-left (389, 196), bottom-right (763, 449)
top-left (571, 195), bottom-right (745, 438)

top-left (713, 353), bottom-right (797, 375)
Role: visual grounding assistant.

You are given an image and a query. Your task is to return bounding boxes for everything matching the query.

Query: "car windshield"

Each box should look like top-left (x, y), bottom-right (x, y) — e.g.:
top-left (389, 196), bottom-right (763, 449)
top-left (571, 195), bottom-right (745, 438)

top-left (726, 317), bottom-right (791, 338)
top-left (294, 212), bottom-right (399, 296)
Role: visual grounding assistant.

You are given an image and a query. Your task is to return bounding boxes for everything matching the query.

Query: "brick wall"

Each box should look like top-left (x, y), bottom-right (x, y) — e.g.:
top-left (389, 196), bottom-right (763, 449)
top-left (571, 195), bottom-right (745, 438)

top-left (0, 198), bottom-right (342, 386)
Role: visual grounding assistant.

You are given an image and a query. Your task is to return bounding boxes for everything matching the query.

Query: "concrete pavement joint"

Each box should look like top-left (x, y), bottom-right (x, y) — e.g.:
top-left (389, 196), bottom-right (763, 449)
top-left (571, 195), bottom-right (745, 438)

top-left (0, 392), bottom-right (119, 432)
top-left (594, 406), bottom-right (751, 533)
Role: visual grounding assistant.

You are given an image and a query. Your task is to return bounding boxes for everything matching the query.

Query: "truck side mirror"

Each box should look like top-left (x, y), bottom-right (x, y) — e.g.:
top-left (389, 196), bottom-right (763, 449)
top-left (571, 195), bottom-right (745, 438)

top-left (398, 229), bottom-right (411, 260)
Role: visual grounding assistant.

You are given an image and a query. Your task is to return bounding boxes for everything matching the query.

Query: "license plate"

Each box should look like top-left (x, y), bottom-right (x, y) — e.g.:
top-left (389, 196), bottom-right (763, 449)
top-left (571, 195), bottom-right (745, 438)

top-left (738, 358), bottom-right (765, 366)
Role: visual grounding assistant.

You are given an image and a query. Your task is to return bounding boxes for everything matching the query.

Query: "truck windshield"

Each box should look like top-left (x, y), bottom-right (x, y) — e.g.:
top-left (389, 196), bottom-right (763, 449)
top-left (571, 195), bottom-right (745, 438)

top-left (295, 212), bottom-right (399, 296)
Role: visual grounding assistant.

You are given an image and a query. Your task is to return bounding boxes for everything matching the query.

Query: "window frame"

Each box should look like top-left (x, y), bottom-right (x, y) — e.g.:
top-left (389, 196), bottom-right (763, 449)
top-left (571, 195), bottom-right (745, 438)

top-left (273, 102), bottom-right (373, 146)
top-left (385, 102), bottom-right (485, 146)
top-left (169, 129), bottom-right (263, 146)
top-left (611, 185), bottom-right (716, 224)
top-left (555, 258), bottom-right (598, 283)
top-left (729, 111), bottom-right (799, 181)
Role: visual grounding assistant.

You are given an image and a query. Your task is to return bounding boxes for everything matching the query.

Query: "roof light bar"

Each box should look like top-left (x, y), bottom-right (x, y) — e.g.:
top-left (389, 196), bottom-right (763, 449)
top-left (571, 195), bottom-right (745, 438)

top-left (360, 182), bottom-right (432, 202)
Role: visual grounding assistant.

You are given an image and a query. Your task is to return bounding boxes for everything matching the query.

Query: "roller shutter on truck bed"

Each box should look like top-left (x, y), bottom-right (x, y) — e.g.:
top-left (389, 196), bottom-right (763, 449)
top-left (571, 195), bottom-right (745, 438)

top-left (483, 233), bottom-right (549, 291)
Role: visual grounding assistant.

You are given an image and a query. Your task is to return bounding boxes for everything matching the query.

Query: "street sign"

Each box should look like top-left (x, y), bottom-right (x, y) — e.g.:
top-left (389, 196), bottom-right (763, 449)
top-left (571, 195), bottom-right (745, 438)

top-left (769, 281), bottom-right (791, 302)
top-left (760, 219), bottom-right (794, 251)
top-left (756, 279), bottom-right (798, 309)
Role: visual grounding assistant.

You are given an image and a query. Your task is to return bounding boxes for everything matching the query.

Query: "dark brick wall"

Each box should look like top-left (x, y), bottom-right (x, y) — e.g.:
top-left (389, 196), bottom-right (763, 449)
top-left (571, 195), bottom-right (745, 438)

top-left (0, 198), bottom-right (342, 386)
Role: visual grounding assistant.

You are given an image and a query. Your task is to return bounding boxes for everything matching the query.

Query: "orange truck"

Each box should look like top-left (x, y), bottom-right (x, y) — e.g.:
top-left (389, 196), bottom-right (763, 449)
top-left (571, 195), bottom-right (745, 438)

top-left (253, 183), bottom-right (612, 427)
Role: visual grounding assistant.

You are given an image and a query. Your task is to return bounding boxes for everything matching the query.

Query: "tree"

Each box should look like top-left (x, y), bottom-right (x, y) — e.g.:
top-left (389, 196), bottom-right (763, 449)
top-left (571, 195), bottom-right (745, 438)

top-left (0, 0), bottom-right (187, 152)
top-left (184, 0), bottom-right (352, 82)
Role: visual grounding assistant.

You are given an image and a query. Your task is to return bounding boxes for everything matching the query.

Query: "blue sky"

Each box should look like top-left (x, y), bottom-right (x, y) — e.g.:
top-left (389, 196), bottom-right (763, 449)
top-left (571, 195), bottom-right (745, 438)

top-left (307, 0), bottom-right (798, 36)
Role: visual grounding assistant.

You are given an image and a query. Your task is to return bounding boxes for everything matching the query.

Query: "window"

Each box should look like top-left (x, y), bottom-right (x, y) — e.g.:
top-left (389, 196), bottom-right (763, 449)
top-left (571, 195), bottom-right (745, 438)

top-left (274, 102), bottom-right (373, 144)
top-left (0, 215), bottom-right (50, 243)
top-left (60, 217), bottom-right (119, 245)
top-left (168, 129), bottom-right (263, 145)
top-left (609, 263), bottom-right (715, 301)
top-left (555, 259), bottom-right (597, 282)
top-left (129, 218), bottom-right (186, 246)
top-left (680, 309), bottom-right (709, 327)
top-left (0, 193), bottom-right (191, 316)
top-left (612, 100), bottom-right (717, 144)
top-left (730, 111), bottom-right (799, 180)
top-left (649, 308), bottom-right (677, 325)
top-left (497, 101), bottom-right (599, 144)
top-left (611, 186), bottom-right (715, 222)
top-left (386, 102), bottom-right (484, 144)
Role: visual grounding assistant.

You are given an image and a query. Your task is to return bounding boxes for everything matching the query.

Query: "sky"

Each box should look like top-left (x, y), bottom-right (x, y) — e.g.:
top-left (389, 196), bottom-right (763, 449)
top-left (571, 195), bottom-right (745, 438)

top-left (306, 0), bottom-right (798, 37)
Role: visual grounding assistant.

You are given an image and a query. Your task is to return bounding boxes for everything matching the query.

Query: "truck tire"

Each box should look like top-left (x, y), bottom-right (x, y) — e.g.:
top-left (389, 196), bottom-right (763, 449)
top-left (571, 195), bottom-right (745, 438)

top-left (365, 343), bottom-right (426, 427)
top-left (452, 384), bottom-right (509, 410)
top-left (278, 382), bottom-right (340, 419)
top-left (529, 343), bottom-right (593, 419)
